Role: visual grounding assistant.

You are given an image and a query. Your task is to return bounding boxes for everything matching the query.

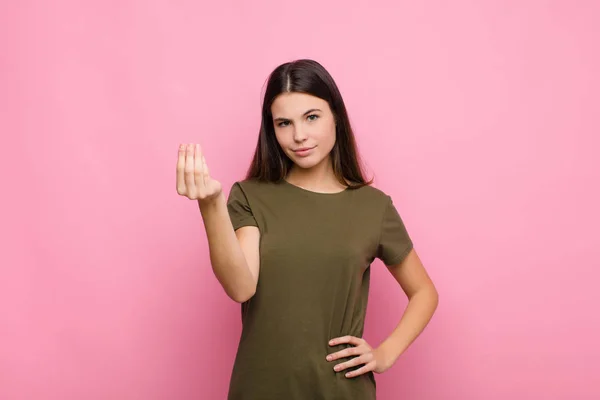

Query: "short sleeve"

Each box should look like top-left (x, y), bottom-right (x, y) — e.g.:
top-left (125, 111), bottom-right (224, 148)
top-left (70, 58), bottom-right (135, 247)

top-left (226, 182), bottom-right (258, 231)
top-left (376, 196), bottom-right (413, 266)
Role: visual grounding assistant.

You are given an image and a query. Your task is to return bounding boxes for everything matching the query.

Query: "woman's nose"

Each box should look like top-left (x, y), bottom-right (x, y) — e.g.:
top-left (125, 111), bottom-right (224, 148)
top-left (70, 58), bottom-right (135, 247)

top-left (293, 126), bottom-right (308, 142)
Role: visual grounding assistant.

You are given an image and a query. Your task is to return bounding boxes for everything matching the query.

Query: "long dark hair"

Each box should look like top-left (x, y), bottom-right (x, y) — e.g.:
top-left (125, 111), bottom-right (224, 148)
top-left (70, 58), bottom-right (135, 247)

top-left (246, 59), bottom-right (373, 189)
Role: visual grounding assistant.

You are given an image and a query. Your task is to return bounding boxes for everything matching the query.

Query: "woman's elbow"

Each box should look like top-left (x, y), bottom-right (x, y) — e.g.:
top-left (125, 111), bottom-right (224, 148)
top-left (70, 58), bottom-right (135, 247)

top-left (229, 286), bottom-right (256, 303)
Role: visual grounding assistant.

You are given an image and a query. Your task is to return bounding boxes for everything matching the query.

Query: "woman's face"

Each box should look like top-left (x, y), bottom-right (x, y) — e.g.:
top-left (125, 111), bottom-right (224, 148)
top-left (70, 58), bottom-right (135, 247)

top-left (271, 92), bottom-right (337, 171)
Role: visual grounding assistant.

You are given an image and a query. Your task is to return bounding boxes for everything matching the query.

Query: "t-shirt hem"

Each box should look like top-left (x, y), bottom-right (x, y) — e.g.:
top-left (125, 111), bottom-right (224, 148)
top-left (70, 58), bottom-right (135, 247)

top-left (383, 241), bottom-right (414, 266)
top-left (232, 219), bottom-right (259, 231)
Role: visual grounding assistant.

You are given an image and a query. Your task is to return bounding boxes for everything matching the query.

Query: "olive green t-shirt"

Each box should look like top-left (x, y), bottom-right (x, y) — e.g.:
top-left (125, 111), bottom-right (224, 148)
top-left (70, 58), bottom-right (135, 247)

top-left (226, 178), bottom-right (413, 400)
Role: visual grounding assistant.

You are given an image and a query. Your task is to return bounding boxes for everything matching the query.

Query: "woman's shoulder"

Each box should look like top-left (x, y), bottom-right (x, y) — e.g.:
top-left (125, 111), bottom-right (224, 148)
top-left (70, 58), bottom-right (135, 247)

top-left (230, 178), bottom-right (280, 198)
top-left (351, 183), bottom-right (392, 203)
top-left (232, 178), bottom-right (276, 190)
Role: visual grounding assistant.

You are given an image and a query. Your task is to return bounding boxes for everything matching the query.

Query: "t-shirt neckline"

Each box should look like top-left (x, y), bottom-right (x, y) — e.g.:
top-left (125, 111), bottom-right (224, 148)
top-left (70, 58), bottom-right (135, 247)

top-left (282, 179), bottom-right (350, 196)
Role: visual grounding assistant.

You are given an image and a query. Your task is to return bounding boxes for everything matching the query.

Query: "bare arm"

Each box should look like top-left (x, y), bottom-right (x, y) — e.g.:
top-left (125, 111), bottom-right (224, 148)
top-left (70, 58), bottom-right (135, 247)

top-left (326, 248), bottom-right (438, 377)
top-left (177, 143), bottom-right (259, 303)
top-left (198, 195), bottom-right (259, 302)
top-left (377, 248), bottom-right (439, 366)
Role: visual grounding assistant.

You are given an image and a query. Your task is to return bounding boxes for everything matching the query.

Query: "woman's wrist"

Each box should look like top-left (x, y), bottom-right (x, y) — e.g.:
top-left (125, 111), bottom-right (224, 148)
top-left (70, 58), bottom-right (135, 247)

top-left (376, 337), bottom-right (406, 371)
top-left (197, 191), bottom-right (225, 213)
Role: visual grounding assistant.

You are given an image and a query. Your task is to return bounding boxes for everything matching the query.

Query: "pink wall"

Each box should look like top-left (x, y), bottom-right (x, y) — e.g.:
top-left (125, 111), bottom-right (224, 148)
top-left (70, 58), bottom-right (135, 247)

top-left (1, 1), bottom-right (599, 399)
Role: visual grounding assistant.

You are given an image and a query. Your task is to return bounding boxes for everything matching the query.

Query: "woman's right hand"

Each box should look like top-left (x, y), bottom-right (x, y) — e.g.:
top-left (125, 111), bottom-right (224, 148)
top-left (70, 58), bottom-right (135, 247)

top-left (176, 143), bottom-right (223, 204)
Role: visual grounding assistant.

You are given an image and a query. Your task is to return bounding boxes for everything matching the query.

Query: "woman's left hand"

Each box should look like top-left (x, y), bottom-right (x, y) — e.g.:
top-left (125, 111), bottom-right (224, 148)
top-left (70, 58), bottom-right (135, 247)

top-left (326, 336), bottom-right (393, 378)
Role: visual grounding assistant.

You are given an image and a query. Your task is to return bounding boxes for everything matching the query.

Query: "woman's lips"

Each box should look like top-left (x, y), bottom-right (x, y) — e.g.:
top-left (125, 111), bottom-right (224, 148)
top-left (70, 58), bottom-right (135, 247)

top-left (293, 146), bottom-right (315, 157)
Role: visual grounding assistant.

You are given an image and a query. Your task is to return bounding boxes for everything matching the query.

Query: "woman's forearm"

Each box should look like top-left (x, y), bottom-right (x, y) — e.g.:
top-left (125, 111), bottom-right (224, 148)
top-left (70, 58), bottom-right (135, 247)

top-left (377, 287), bottom-right (439, 367)
top-left (198, 192), bottom-right (256, 303)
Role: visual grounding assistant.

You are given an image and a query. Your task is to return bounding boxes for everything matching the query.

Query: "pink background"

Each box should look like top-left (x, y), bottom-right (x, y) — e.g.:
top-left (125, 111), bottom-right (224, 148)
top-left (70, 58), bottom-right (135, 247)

top-left (1, 1), bottom-right (599, 399)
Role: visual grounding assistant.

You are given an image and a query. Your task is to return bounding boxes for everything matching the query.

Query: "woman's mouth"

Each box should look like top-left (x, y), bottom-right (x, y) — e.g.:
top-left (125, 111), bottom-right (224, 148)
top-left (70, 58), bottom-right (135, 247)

top-left (293, 146), bottom-right (315, 157)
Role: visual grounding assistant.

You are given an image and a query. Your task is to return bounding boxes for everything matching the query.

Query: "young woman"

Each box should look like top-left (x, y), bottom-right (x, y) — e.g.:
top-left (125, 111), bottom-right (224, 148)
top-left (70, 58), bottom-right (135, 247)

top-left (176, 59), bottom-right (438, 399)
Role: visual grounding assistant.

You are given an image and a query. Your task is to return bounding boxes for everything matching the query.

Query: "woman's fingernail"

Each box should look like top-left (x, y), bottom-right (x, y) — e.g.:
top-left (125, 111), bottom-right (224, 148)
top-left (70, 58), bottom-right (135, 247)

top-left (326, 356), bottom-right (332, 361)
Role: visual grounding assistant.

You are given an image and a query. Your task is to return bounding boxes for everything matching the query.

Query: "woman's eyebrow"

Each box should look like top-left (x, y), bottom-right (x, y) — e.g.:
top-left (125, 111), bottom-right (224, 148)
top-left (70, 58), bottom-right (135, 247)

top-left (273, 108), bottom-right (322, 121)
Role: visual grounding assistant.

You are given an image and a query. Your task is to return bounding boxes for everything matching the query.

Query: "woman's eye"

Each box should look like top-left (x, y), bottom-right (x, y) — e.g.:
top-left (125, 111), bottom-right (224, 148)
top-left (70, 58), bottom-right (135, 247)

top-left (277, 116), bottom-right (317, 127)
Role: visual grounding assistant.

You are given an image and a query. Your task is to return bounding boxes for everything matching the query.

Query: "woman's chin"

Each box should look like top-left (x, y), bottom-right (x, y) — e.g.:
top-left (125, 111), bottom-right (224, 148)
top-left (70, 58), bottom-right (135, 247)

top-left (291, 152), bottom-right (333, 169)
top-left (291, 156), bottom-right (319, 169)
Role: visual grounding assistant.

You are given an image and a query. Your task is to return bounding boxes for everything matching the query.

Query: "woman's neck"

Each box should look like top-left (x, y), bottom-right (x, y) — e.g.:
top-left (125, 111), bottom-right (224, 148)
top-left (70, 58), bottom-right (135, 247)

top-left (285, 159), bottom-right (346, 192)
